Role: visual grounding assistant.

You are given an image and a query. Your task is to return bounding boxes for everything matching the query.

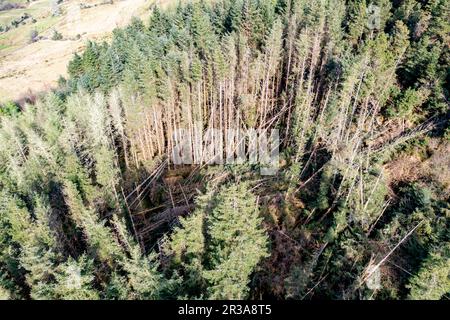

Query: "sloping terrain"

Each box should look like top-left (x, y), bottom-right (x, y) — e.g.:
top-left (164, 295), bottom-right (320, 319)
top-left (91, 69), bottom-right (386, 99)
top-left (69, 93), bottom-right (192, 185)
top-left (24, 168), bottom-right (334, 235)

top-left (0, 0), bottom-right (171, 103)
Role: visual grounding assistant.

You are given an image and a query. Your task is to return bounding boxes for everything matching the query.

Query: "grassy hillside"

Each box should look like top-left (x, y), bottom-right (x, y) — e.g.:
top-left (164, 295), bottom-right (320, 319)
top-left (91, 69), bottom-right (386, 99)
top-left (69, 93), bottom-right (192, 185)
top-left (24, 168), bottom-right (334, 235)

top-left (0, 0), bottom-right (449, 300)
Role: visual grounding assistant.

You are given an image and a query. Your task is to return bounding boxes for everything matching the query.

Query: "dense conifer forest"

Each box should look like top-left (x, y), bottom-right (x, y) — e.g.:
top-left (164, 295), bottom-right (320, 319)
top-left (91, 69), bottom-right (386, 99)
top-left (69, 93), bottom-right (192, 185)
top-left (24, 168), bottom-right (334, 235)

top-left (0, 0), bottom-right (449, 300)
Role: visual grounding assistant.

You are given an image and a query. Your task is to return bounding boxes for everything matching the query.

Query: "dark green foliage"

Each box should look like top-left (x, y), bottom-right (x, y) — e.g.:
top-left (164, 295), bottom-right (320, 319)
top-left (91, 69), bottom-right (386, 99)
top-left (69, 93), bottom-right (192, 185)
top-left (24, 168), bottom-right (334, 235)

top-left (164, 183), bottom-right (269, 299)
top-left (0, 101), bottom-right (19, 117)
top-left (0, 0), bottom-right (448, 301)
top-left (407, 243), bottom-right (450, 300)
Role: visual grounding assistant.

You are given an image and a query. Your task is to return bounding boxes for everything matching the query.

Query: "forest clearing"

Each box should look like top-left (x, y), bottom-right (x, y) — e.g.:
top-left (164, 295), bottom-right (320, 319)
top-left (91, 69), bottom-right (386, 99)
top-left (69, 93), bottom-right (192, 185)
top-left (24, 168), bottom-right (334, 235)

top-left (0, 0), bottom-right (449, 302)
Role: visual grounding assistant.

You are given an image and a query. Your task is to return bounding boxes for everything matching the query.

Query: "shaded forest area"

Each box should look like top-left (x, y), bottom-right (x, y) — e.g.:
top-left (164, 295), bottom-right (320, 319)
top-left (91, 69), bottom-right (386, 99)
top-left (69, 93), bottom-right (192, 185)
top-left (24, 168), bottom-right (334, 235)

top-left (0, 0), bottom-right (449, 300)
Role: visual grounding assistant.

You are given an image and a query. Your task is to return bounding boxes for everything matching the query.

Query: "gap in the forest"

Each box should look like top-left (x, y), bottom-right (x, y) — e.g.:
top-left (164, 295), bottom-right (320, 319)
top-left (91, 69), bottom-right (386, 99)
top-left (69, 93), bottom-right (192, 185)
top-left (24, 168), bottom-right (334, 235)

top-left (126, 165), bottom-right (202, 252)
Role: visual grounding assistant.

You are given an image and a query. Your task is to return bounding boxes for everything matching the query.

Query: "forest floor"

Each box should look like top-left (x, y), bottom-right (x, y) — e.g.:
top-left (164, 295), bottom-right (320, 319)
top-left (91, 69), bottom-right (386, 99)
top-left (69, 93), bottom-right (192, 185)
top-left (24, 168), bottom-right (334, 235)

top-left (0, 0), bottom-right (173, 103)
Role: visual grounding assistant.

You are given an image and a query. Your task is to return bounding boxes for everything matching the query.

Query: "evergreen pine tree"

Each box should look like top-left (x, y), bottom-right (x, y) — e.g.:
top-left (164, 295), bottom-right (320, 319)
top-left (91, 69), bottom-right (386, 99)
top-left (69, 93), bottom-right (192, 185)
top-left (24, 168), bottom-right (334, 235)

top-left (50, 255), bottom-right (100, 300)
top-left (408, 243), bottom-right (450, 300)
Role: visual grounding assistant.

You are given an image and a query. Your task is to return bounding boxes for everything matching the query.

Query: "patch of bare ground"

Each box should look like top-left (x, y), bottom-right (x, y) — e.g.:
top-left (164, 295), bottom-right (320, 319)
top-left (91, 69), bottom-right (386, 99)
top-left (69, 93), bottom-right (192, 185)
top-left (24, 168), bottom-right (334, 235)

top-left (0, 0), bottom-right (174, 103)
top-left (385, 138), bottom-right (450, 198)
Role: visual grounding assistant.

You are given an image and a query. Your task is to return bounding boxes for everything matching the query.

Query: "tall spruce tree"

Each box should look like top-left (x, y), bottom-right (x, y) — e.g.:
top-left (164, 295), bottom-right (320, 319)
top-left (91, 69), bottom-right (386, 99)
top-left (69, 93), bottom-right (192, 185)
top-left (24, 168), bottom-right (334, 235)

top-left (408, 243), bottom-right (450, 300)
